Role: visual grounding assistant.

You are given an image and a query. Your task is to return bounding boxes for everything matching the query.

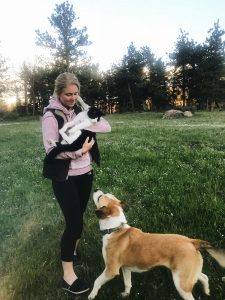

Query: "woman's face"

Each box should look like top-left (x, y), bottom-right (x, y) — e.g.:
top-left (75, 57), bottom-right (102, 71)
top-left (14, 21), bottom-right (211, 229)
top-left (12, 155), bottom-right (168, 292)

top-left (58, 84), bottom-right (79, 108)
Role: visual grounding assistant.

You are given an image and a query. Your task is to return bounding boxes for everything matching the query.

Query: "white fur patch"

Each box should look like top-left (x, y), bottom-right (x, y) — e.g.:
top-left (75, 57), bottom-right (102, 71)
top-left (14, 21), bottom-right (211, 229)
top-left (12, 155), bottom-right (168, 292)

top-left (105, 193), bottom-right (117, 200)
top-left (93, 190), bottom-right (104, 205)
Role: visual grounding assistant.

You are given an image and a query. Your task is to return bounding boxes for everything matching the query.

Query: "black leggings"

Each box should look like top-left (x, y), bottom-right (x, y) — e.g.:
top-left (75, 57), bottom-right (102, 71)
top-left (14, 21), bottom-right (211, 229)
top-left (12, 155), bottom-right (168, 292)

top-left (52, 171), bottom-right (93, 262)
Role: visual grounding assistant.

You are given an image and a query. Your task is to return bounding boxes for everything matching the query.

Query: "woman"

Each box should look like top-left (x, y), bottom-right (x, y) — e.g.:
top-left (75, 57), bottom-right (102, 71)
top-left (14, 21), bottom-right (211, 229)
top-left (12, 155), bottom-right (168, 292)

top-left (42, 72), bottom-right (111, 295)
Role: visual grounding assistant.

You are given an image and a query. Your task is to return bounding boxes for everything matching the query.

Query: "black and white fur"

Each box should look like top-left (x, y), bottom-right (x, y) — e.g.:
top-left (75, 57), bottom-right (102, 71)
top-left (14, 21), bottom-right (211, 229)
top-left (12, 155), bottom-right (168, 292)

top-left (47, 96), bottom-right (104, 166)
top-left (59, 96), bottom-right (104, 145)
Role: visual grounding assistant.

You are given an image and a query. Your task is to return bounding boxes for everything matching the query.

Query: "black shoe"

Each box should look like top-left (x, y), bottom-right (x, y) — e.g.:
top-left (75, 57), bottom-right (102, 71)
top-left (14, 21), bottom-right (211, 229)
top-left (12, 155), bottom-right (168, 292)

top-left (62, 278), bottom-right (89, 295)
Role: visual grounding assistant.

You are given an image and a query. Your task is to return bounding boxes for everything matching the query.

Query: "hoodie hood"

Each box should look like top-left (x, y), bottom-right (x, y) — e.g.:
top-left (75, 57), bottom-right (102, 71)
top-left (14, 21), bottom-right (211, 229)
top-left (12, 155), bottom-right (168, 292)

top-left (43, 96), bottom-right (73, 117)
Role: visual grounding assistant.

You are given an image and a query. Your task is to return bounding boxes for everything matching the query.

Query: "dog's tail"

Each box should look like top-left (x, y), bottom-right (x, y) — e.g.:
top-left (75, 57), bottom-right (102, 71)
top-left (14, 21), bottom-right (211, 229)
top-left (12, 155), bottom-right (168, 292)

top-left (191, 239), bottom-right (225, 268)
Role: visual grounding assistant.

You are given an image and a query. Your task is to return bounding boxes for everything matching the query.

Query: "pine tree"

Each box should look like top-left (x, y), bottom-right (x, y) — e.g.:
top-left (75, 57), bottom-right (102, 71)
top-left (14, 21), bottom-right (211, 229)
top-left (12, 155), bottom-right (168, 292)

top-left (35, 1), bottom-right (91, 70)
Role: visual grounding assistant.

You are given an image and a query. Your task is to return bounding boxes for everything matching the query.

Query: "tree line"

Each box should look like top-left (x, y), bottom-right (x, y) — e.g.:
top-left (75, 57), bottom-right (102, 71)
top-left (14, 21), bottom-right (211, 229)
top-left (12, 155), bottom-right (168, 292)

top-left (0, 1), bottom-right (224, 117)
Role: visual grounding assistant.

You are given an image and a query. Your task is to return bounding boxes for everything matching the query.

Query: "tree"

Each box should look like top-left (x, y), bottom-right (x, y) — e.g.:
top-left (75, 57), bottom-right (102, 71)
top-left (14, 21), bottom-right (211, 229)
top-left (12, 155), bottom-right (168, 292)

top-left (0, 42), bottom-right (7, 96)
top-left (74, 63), bottom-right (105, 107)
top-left (20, 63), bottom-right (32, 115)
top-left (169, 22), bottom-right (225, 110)
top-left (121, 43), bottom-right (144, 111)
top-left (149, 58), bottom-right (169, 110)
top-left (140, 46), bottom-right (168, 110)
top-left (198, 20), bottom-right (225, 110)
top-left (19, 63), bottom-right (67, 115)
top-left (35, 1), bottom-right (91, 70)
top-left (169, 30), bottom-right (197, 107)
top-left (109, 43), bottom-right (145, 112)
top-left (106, 43), bottom-right (169, 112)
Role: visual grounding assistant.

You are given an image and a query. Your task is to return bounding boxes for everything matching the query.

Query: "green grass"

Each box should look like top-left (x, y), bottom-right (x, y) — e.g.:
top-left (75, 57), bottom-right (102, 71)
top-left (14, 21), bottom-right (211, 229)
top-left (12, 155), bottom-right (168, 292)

top-left (1, 111), bottom-right (225, 300)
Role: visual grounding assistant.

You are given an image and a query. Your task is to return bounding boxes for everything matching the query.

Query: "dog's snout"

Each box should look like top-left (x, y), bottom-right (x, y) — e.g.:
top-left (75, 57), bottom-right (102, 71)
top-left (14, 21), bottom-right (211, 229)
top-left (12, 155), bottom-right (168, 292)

top-left (95, 209), bottom-right (104, 219)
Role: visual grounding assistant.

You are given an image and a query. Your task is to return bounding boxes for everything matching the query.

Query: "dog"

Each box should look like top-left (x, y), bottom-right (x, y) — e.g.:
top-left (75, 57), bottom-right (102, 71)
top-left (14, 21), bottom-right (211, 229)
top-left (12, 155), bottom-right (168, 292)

top-left (88, 190), bottom-right (225, 300)
top-left (58, 96), bottom-right (105, 145)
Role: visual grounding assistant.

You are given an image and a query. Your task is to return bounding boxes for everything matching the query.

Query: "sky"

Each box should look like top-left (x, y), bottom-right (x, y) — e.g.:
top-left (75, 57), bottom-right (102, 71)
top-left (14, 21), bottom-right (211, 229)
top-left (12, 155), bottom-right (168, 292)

top-left (0, 0), bottom-right (225, 72)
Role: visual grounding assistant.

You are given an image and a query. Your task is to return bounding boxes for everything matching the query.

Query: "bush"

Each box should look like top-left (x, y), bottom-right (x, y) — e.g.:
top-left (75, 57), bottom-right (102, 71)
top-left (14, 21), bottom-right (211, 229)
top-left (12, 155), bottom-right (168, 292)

top-left (0, 110), bottom-right (20, 121)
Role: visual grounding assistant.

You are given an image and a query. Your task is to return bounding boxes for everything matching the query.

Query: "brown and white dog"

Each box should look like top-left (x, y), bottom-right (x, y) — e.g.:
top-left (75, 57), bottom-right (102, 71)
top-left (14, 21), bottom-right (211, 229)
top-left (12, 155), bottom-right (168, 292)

top-left (88, 190), bottom-right (225, 300)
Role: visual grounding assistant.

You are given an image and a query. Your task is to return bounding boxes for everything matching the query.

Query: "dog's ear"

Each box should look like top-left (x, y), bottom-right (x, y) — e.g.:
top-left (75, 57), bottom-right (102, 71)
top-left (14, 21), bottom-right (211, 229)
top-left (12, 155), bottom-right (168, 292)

top-left (120, 201), bottom-right (129, 212)
top-left (95, 206), bottom-right (111, 219)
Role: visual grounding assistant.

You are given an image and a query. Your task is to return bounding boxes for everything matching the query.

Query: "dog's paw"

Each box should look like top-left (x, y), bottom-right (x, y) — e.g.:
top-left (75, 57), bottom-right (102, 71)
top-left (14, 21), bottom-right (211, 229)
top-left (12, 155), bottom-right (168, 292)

top-left (121, 292), bottom-right (130, 298)
top-left (88, 292), bottom-right (96, 300)
top-left (205, 287), bottom-right (210, 296)
top-left (48, 139), bottom-right (57, 147)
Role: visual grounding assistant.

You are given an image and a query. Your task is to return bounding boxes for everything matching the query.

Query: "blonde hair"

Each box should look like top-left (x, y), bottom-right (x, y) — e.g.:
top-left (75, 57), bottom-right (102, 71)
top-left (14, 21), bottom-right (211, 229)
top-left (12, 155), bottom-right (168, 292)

top-left (53, 72), bottom-right (80, 96)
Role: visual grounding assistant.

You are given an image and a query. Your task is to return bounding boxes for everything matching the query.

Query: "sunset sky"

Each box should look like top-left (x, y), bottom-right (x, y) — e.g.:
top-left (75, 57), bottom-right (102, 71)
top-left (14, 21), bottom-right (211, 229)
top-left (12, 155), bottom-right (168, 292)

top-left (0, 0), bottom-right (224, 71)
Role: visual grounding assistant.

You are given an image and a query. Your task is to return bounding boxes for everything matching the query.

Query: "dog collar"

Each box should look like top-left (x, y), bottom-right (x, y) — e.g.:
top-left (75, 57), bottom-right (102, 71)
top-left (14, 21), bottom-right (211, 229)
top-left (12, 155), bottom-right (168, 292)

top-left (100, 223), bottom-right (127, 236)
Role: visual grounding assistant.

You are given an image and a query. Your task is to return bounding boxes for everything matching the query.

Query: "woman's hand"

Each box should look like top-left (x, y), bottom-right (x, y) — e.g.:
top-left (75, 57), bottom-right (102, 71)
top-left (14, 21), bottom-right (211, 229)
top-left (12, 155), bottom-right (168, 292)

top-left (82, 137), bottom-right (95, 154)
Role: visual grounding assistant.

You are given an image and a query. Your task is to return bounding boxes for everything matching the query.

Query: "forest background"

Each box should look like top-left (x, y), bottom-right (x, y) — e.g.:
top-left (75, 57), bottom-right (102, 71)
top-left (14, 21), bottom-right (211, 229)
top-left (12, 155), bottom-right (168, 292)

top-left (0, 1), bottom-right (224, 119)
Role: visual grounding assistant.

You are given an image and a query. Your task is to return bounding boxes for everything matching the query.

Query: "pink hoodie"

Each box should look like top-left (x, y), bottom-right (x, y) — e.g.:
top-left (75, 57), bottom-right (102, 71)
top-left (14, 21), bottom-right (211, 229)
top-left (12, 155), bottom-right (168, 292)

top-left (42, 97), bottom-right (111, 176)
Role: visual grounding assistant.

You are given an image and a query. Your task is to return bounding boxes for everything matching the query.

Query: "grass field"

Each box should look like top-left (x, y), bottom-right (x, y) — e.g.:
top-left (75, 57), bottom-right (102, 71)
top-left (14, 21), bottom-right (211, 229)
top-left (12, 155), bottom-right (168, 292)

top-left (0, 111), bottom-right (225, 300)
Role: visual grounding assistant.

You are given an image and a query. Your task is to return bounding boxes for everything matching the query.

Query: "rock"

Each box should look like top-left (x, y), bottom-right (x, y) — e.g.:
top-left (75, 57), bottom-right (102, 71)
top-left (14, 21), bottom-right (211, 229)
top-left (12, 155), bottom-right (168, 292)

top-left (183, 111), bottom-right (193, 117)
top-left (162, 109), bottom-right (184, 119)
